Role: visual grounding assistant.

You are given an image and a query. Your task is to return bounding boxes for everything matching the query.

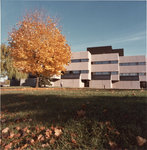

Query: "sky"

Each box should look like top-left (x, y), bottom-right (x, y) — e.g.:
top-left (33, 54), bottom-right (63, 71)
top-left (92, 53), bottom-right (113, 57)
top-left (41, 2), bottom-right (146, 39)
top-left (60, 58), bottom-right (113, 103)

top-left (1, 0), bottom-right (146, 56)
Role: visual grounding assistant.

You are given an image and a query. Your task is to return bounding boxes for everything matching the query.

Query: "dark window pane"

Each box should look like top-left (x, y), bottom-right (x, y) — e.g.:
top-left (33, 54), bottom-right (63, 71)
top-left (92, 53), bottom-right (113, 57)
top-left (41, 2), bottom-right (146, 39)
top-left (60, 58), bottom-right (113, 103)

top-left (139, 73), bottom-right (146, 76)
top-left (93, 72), bottom-right (110, 75)
top-left (73, 70), bottom-right (80, 74)
top-left (81, 59), bottom-right (89, 62)
top-left (71, 59), bottom-right (81, 63)
top-left (138, 62), bottom-right (146, 65)
top-left (120, 62), bottom-right (146, 66)
top-left (120, 73), bottom-right (138, 76)
top-left (111, 71), bottom-right (118, 75)
top-left (81, 70), bottom-right (89, 73)
top-left (111, 61), bottom-right (118, 64)
top-left (92, 60), bottom-right (118, 65)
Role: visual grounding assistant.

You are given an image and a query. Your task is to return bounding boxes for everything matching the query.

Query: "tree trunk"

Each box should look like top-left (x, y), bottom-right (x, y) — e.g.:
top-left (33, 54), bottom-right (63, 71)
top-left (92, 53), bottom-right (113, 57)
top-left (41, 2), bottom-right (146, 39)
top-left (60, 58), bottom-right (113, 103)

top-left (36, 76), bottom-right (39, 88)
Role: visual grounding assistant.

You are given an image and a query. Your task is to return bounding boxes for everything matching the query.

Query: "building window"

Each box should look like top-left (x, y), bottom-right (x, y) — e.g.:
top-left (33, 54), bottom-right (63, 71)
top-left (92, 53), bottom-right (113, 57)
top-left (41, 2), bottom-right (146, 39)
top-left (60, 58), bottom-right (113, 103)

top-left (120, 73), bottom-right (146, 76)
top-left (111, 71), bottom-right (118, 75)
top-left (71, 59), bottom-right (89, 63)
top-left (81, 59), bottom-right (89, 62)
top-left (139, 73), bottom-right (146, 76)
top-left (71, 59), bottom-right (81, 63)
top-left (93, 72), bottom-right (110, 75)
top-left (120, 62), bottom-right (146, 66)
top-left (138, 62), bottom-right (146, 65)
top-left (93, 71), bottom-right (118, 75)
top-left (72, 70), bottom-right (89, 74)
top-left (111, 60), bottom-right (118, 64)
top-left (81, 70), bottom-right (89, 73)
top-left (92, 60), bottom-right (118, 65)
top-left (73, 71), bottom-right (80, 74)
top-left (120, 73), bottom-right (138, 76)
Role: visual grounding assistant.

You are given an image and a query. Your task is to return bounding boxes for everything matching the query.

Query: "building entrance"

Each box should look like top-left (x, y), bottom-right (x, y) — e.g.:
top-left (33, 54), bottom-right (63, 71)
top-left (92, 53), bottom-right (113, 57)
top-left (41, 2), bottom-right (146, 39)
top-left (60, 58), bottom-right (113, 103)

top-left (82, 80), bottom-right (89, 87)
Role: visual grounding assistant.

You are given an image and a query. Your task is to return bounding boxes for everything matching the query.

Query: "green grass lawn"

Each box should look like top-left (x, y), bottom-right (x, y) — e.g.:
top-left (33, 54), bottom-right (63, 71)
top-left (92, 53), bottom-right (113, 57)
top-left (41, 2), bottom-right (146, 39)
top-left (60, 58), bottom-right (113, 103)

top-left (1, 88), bottom-right (147, 150)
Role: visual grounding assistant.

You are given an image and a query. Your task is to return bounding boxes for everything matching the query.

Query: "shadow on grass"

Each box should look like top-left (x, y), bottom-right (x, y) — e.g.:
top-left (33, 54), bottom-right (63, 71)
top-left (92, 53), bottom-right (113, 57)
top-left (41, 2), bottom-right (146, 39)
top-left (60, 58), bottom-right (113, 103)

top-left (1, 93), bottom-right (146, 127)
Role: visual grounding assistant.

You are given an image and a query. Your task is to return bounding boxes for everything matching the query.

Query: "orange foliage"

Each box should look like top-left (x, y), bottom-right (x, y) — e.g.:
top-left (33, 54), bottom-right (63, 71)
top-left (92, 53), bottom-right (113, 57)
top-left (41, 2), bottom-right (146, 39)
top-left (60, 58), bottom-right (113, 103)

top-left (8, 11), bottom-right (71, 77)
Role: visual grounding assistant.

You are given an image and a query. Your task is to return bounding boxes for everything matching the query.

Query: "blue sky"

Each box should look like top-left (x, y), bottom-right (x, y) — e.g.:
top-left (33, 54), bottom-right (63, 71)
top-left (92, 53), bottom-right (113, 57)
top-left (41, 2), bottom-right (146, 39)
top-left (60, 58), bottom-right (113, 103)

top-left (1, 0), bottom-right (146, 56)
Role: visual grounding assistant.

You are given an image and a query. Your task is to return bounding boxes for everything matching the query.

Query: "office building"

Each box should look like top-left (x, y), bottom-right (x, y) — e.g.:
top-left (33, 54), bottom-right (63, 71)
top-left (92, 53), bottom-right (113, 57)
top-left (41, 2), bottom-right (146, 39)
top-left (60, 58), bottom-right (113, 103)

top-left (52, 46), bottom-right (147, 89)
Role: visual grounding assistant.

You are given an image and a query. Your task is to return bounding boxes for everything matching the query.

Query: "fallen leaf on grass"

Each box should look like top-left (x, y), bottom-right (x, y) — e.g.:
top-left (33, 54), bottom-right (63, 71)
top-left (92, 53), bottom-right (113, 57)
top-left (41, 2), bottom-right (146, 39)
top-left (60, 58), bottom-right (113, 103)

top-left (71, 138), bottom-right (77, 144)
top-left (14, 133), bottom-right (21, 138)
top-left (115, 131), bottom-right (120, 135)
top-left (9, 132), bottom-right (15, 138)
top-left (2, 127), bottom-right (9, 133)
top-left (54, 128), bottom-right (62, 137)
top-left (35, 126), bottom-right (40, 133)
top-left (31, 133), bottom-right (36, 138)
top-left (5, 142), bottom-right (12, 150)
top-left (16, 126), bottom-right (21, 131)
top-left (105, 121), bottom-right (111, 126)
top-left (50, 138), bottom-right (55, 144)
top-left (77, 110), bottom-right (86, 117)
top-left (20, 144), bottom-right (28, 150)
top-left (136, 136), bottom-right (147, 146)
top-left (23, 127), bottom-right (30, 133)
top-left (109, 141), bottom-right (117, 149)
top-left (40, 126), bottom-right (45, 130)
top-left (42, 143), bottom-right (49, 148)
top-left (51, 125), bottom-right (54, 130)
top-left (45, 129), bottom-right (52, 139)
top-left (30, 139), bottom-right (35, 145)
top-left (37, 134), bottom-right (44, 141)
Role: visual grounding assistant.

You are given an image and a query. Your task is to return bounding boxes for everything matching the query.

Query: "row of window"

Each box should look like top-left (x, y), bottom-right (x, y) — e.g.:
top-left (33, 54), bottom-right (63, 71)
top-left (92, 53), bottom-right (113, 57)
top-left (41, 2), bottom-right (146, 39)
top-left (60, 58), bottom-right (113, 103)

top-left (92, 61), bottom-right (146, 66)
top-left (65, 71), bottom-right (146, 76)
top-left (91, 60), bottom-right (118, 64)
top-left (120, 73), bottom-right (146, 76)
top-left (120, 62), bottom-right (146, 66)
top-left (71, 59), bottom-right (89, 63)
top-left (92, 72), bottom-right (118, 75)
top-left (92, 72), bottom-right (146, 76)
top-left (65, 70), bottom-right (89, 74)
top-left (71, 59), bottom-right (146, 66)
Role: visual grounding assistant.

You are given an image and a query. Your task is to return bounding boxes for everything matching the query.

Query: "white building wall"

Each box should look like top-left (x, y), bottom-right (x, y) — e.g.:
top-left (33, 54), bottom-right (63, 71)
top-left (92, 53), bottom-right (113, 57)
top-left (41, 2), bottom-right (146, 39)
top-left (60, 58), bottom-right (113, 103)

top-left (53, 79), bottom-right (81, 88)
top-left (119, 55), bottom-right (146, 63)
top-left (120, 66), bottom-right (146, 73)
top-left (112, 81), bottom-right (140, 89)
top-left (91, 53), bottom-right (119, 61)
top-left (92, 64), bottom-right (119, 72)
top-left (90, 80), bottom-right (112, 89)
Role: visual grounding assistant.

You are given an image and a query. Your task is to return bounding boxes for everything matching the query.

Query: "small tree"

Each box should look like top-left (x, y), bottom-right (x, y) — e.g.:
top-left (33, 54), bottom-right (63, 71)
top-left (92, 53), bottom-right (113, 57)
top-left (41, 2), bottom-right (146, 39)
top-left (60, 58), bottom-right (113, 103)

top-left (8, 11), bottom-right (71, 87)
top-left (1, 44), bottom-right (28, 80)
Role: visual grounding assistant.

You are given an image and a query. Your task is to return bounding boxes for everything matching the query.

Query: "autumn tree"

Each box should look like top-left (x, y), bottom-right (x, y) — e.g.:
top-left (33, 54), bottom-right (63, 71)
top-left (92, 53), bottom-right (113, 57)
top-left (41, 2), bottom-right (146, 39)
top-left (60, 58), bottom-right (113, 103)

top-left (1, 44), bottom-right (28, 80)
top-left (8, 11), bottom-right (71, 87)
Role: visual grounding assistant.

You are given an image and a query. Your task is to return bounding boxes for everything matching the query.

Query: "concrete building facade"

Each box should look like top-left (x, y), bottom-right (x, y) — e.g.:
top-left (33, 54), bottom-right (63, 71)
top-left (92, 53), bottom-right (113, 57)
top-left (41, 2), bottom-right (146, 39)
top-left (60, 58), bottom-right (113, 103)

top-left (52, 46), bottom-right (147, 89)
